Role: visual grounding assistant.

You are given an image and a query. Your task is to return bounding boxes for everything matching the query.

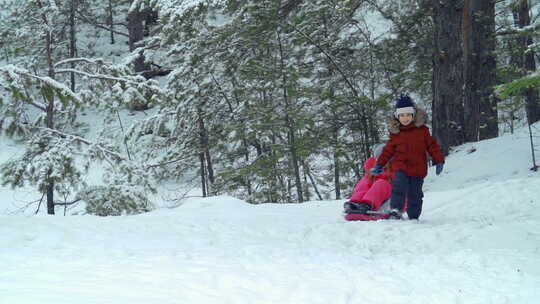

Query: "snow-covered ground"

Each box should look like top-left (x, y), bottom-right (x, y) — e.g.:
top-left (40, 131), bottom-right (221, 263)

top-left (1, 125), bottom-right (539, 303)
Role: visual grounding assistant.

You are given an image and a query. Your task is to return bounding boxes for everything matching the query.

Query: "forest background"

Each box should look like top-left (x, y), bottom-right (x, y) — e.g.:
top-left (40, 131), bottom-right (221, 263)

top-left (0, 0), bottom-right (538, 215)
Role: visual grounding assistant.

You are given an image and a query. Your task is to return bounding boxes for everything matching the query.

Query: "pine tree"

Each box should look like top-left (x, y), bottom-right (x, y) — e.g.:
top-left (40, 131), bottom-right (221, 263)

top-left (510, 0), bottom-right (540, 125)
top-left (0, 0), bottom-right (163, 215)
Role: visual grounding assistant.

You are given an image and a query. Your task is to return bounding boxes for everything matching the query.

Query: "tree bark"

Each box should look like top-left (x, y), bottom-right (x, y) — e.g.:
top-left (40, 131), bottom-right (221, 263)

top-left (46, 184), bottom-right (55, 215)
top-left (463, 0), bottom-right (498, 141)
top-left (199, 153), bottom-right (207, 197)
top-left (108, 0), bottom-right (115, 44)
top-left (432, 0), bottom-right (465, 155)
top-left (202, 127), bottom-right (214, 185)
top-left (303, 161), bottom-right (323, 200)
top-left (243, 138), bottom-right (252, 197)
top-left (127, 5), bottom-right (146, 73)
top-left (332, 122), bottom-right (341, 200)
top-left (512, 0), bottom-right (540, 125)
top-left (70, 0), bottom-right (77, 91)
top-left (197, 106), bottom-right (214, 194)
top-left (40, 0), bottom-right (55, 215)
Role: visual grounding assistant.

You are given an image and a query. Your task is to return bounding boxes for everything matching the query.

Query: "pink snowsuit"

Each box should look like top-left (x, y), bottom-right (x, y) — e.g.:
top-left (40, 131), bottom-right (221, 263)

top-left (349, 157), bottom-right (393, 210)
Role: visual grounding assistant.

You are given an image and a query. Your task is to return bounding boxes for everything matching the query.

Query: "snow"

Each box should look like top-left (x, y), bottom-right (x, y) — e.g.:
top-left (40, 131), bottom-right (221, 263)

top-left (1, 124), bottom-right (539, 303)
top-left (2, 1), bottom-right (538, 301)
top-left (348, 7), bottom-right (393, 41)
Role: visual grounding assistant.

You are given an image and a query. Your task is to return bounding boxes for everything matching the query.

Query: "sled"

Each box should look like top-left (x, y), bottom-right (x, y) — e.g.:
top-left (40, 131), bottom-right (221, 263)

top-left (344, 212), bottom-right (391, 221)
top-left (343, 200), bottom-right (407, 221)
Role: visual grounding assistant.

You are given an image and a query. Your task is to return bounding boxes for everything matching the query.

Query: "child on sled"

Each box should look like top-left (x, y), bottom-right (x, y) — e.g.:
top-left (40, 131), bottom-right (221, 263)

top-left (344, 144), bottom-right (400, 221)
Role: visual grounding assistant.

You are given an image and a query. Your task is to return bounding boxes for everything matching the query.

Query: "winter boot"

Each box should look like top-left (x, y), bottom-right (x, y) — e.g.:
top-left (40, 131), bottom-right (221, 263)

top-left (343, 202), bottom-right (372, 214)
top-left (388, 208), bottom-right (403, 220)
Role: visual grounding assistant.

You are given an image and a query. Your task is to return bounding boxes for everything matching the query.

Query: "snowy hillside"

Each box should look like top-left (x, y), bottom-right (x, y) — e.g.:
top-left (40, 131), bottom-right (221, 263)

top-left (1, 125), bottom-right (540, 304)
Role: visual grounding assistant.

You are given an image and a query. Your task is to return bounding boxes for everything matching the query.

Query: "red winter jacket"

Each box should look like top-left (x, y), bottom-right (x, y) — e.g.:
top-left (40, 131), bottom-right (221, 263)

top-left (377, 108), bottom-right (445, 178)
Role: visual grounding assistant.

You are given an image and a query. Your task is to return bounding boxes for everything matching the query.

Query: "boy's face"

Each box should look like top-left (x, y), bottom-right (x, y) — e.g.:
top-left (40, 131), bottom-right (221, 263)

top-left (398, 113), bottom-right (414, 126)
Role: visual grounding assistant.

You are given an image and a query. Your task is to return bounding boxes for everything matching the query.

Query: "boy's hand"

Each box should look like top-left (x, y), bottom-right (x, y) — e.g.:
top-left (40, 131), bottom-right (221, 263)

top-left (371, 164), bottom-right (384, 176)
top-left (435, 163), bottom-right (444, 175)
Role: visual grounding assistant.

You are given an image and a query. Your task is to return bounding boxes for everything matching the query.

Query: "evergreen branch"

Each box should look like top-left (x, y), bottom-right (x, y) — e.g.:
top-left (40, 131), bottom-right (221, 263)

top-left (6, 67), bottom-right (82, 104)
top-left (23, 91), bottom-right (48, 112)
top-left (350, 22), bottom-right (400, 92)
top-left (75, 9), bottom-right (129, 37)
top-left (54, 68), bottom-right (156, 89)
top-left (289, 19), bottom-right (374, 158)
top-left (280, 0), bottom-right (304, 19)
top-left (39, 127), bottom-right (182, 172)
top-left (54, 57), bottom-right (105, 68)
top-left (496, 22), bottom-right (540, 36)
top-left (211, 73), bottom-right (234, 113)
top-left (37, 127), bottom-right (125, 162)
top-left (365, 0), bottom-right (432, 40)
top-left (289, 24), bottom-right (360, 98)
top-left (145, 157), bottom-right (192, 169)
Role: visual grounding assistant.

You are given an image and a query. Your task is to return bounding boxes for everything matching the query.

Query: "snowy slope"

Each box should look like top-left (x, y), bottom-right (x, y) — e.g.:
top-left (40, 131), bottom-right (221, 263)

top-left (1, 126), bottom-right (540, 304)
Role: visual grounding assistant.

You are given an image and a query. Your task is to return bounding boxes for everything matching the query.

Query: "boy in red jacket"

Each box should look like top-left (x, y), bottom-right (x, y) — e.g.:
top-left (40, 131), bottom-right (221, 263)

top-left (371, 95), bottom-right (445, 220)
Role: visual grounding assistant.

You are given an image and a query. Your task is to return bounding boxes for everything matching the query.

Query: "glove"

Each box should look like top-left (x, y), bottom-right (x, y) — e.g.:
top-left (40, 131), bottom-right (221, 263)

top-left (435, 163), bottom-right (444, 175)
top-left (371, 164), bottom-right (384, 176)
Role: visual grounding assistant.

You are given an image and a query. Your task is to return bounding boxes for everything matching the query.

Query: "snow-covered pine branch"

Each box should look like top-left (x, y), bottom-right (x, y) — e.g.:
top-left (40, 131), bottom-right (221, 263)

top-left (36, 127), bottom-right (125, 162)
top-left (8, 66), bottom-right (82, 103)
top-left (54, 57), bottom-right (106, 68)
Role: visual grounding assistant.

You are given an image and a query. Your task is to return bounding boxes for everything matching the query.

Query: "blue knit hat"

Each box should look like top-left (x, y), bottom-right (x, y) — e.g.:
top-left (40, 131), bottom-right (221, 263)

top-left (394, 94), bottom-right (415, 118)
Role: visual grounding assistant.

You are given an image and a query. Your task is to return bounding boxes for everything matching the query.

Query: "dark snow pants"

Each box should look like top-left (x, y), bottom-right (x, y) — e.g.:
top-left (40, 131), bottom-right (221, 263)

top-left (390, 170), bottom-right (425, 220)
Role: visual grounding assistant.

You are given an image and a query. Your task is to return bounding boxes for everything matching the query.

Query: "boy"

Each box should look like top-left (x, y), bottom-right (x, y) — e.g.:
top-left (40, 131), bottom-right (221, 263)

top-left (371, 94), bottom-right (445, 220)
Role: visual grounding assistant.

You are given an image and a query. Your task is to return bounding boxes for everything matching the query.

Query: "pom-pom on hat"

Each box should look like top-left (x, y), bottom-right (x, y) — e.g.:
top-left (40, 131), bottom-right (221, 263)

top-left (394, 94), bottom-right (415, 118)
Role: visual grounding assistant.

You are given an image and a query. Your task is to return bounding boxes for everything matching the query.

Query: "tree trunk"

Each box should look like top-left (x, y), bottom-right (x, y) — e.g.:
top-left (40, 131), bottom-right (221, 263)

top-left (70, 0), bottom-right (77, 91)
top-left (462, 0), bottom-right (477, 141)
top-left (45, 23), bottom-right (55, 215)
top-left (277, 29), bottom-right (303, 203)
top-left (302, 163), bottom-right (311, 201)
top-left (203, 133), bottom-right (214, 186)
top-left (512, 0), bottom-right (540, 125)
top-left (36, 0), bottom-right (56, 214)
top-left (463, 0), bottom-right (498, 141)
top-left (144, 9), bottom-right (159, 34)
top-left (287, 117), bottom-right (304, 203)
top-left (243, 138), bottom-right (252, 197)
top-left (46, 184), bottom-right (55, 215)
top-left (333, 123), bottom-right (341, 200)
top-left (197, 107), bottom-right (214, 194)
top-left (199, 153), bottom-right (207, 197)
top-left (127, 5), bottom-right (146, 73)
top-left (303, 161), bottom-right (322, 200)
top-left (108, 0), bottom-right (115, 44)
top-left (432, 0), bottom-right (465, 155)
